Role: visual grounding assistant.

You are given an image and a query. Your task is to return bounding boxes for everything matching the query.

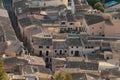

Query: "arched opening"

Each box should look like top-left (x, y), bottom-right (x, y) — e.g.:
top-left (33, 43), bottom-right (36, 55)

top-left (74, 51), bottom-right (79, 56)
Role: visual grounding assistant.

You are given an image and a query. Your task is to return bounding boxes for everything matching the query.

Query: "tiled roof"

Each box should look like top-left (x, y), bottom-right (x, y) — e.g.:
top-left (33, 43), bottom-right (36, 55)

top-left (85, 14), bottom-right (104, 25)
top-left (67, 37), bottom-right (82, 46)
top-left (66, 61), bottom-right (98, 70)
top-left (19, 17), bottom-right (32, 27)
top-left (23, 65), bottom-right (51, 74)
top-left (53, 40), bottom-right (68, 49)
top-left (14, 0), bottom-right (29, 15)
top-left (24, 55), bottom-right (45, 66)
top-left (4, 57), bottom-right (28, 65)
top-left (101, 69), bottom-right (120, 78)
top-left (6, 40), bottom-right (23, 54)
top-left (66, 14), bottom-right (75, 22)
top-left (0, 42), bottom-right (7, 53)
top-left (52, 58), bottom-right (66, 66)
top-left (112, 12), bottom-right (120, 18)
top-left (33, 38), bottom-right (52, 46)
top-left (59, 15), bottom-right (67, 21)
top-left (28, 0), bottom-right (67, 8)
top-left (87, 53), bottom-right (105, 60)
top-left (38, 66), bottom-right (51, 74)
top-left (0, 16), bottom-right (17, 41)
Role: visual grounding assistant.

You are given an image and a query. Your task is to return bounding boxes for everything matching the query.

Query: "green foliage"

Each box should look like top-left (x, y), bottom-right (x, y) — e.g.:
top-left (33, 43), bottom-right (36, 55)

top-left (64, 73), bottom-right (73, 80)
top-left (0, 58), bottom-right (9, 80)
top-left (87, 0), bottom-right (105, 12)
top-left (116, 0), bottom-right (120, 2)
top-left (87, 0), bottom-right (100, 6)
top-left (54, 72), bottom-right (73, 80)
top-left (94, 2), bottom-right (105, 12)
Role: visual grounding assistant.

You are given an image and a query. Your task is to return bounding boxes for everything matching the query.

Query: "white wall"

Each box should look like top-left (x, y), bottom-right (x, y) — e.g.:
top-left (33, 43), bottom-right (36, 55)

top-left (68, 46), bottom-right (83, 56)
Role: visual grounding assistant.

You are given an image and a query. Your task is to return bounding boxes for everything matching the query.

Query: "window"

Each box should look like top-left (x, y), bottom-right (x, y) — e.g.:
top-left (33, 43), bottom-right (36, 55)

top-left (61, 22), bottom-right (65, 24)
top-left (60, 50), bottom-right (62, 55)
top-left (69, 23), bottom-right (74, 25)
top-left (46, 51), bottom-right (49, 56)
top-left (71, 51), bottom-right (73, 54)
top-left (39, 51), bottom-right (42, 56)
top-left (46, 46), bottom-right (49, 48)
top-left (55, 50), bottom-right (57, 53)
top-left (75, 51), bottom-right (79, 56)
top-left (64, 50), bottom-right (67, 53)
top-left (100, 27), bottom-right (102, 29)
top-left (39, 46), bottom-right (43, 48)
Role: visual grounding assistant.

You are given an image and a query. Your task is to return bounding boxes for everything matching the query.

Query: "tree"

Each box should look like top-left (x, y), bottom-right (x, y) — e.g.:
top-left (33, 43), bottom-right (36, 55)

top-left (54, 71), bottom-right (73, 80)
top-left (94, 2), bottom-right (105, 12)
top-left (87, 0), bottom-right (100, 6)
top-left (64, 73), bottom-right (73, 80)
top-left (0, 58), bottom-right (9, 80)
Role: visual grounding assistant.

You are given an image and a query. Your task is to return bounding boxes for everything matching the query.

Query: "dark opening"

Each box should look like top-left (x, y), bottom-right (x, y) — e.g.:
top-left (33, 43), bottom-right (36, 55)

top-left (64, 50), bottom-right (67, 53)
top-left (46, 51), bottom-right (49, 56)
top-left (45, 58), bottom-right (49, 62)
top-left (106, 57), bottom-right (109, 60)
top-left (39, 51), bottom-right (42, 57)
top-left (39, 46), bottom-right (43, 48)
top-left (75, 51), bottom-right (79, 56)
top-left (46, 46), bottom-right (49, 48)
top-left (71, 51), bottom-right (73, 54)
top-left (60, 50), bottom-right (62, 55)
top-left (61, 22), bottom-right (66, 25)
top-left (70, 23), bottom-right (74, 25)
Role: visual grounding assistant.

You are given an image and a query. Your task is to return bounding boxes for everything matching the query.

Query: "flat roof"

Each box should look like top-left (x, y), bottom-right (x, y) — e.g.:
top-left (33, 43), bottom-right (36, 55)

top-left (53, 58), bottom-right (66, 61)
top-left (32, 33), bottom-right (52, 38)
top-left (59, 68), bottom-right (99, 74)
top-left (66, 57), bottom-right (84, 62)
top-left (24, 55), bottom-right (45, 66)
top-left (0, 9), bottom-right (9, 17)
